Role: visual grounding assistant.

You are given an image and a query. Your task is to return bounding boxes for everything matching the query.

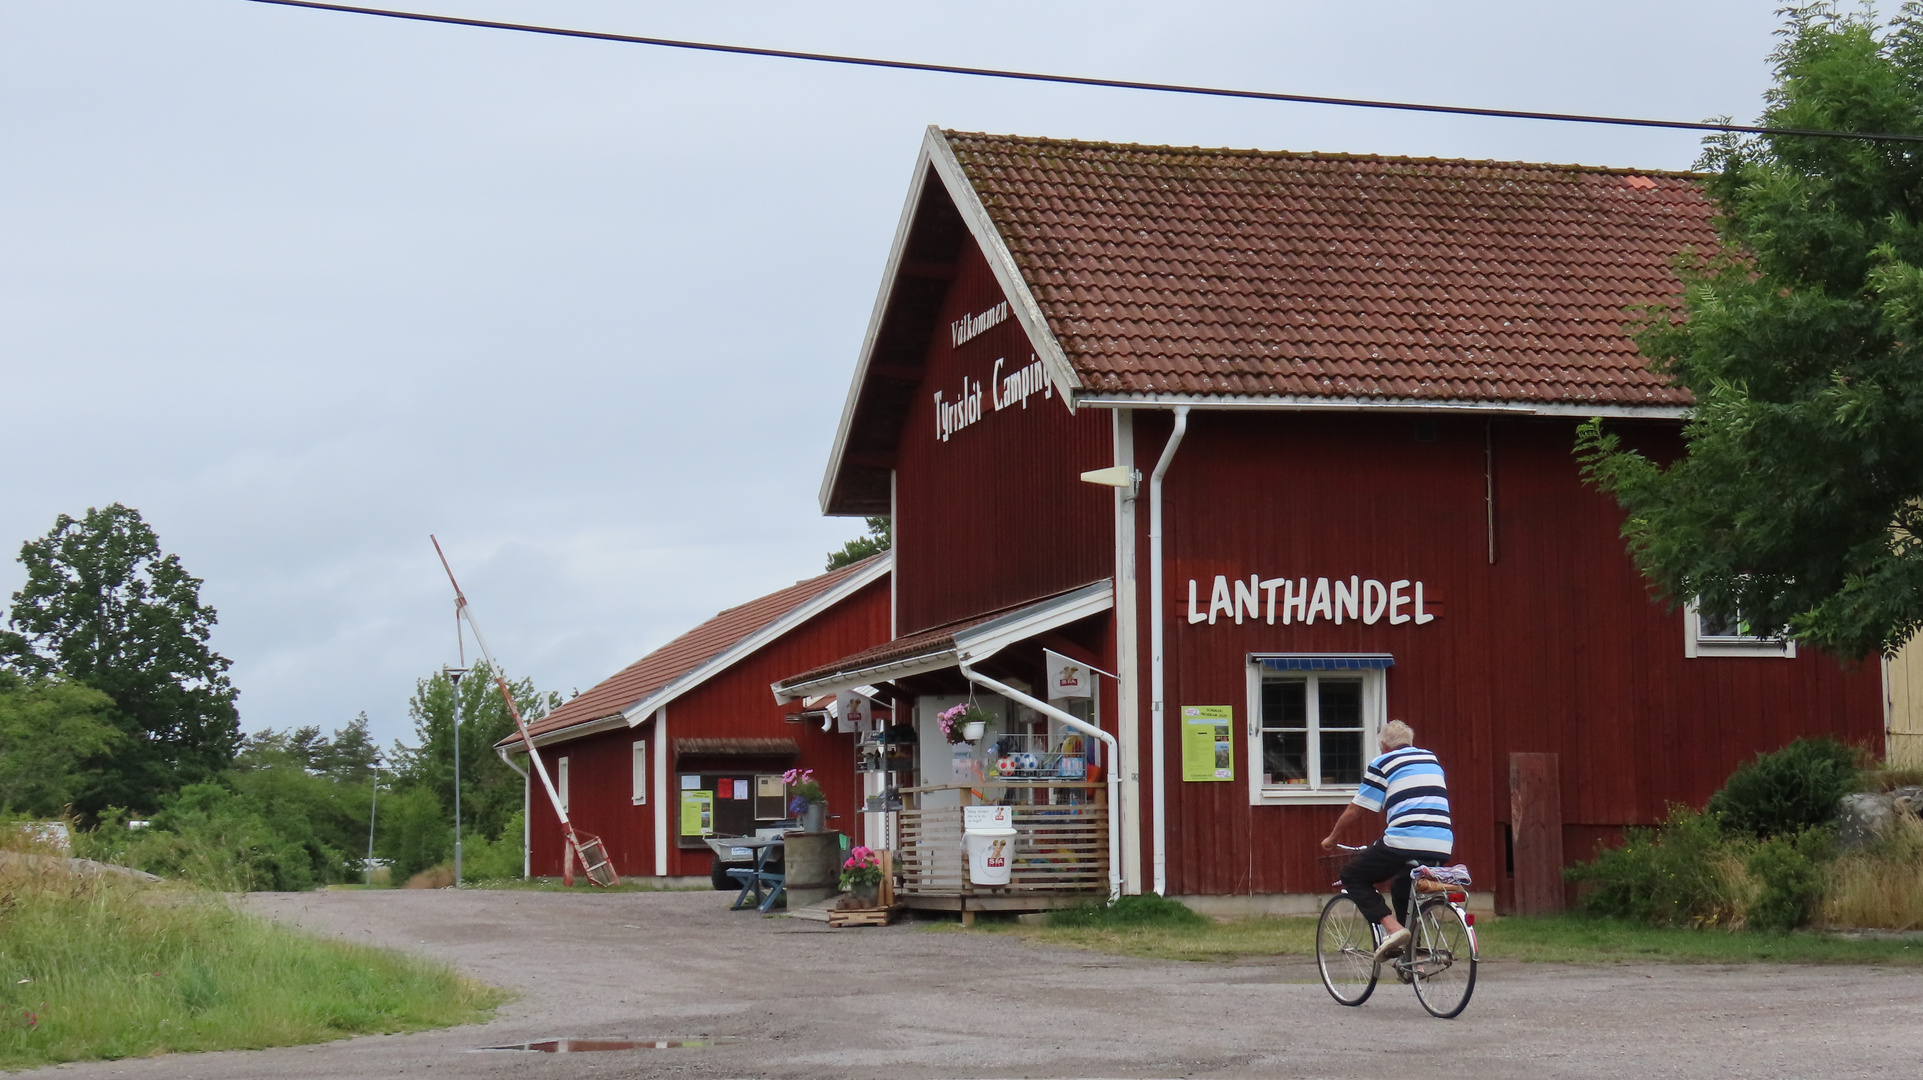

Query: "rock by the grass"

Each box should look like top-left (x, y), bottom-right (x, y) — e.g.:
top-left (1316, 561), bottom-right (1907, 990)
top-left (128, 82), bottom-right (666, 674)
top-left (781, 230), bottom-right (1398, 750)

top-left (1891, 786), bottom-right (1923, 816)
top-left (1835, 792), bottom-right (1896, 848)
top-left (0, 851), bottom-right (159, 883)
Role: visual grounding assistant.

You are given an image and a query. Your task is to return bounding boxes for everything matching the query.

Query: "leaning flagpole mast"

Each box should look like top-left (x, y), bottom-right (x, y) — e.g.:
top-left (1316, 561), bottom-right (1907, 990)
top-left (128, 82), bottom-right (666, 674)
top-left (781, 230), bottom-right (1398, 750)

top-left (430, 535), bottom-right (616, 887)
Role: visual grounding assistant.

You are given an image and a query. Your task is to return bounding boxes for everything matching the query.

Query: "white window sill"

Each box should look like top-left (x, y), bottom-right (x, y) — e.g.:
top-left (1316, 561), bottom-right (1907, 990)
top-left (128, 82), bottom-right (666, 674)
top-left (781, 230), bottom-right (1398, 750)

top-left (1254, 789), bottom-right (1359, 806)
top-left (1688, 640), bottom-right (1796, 659)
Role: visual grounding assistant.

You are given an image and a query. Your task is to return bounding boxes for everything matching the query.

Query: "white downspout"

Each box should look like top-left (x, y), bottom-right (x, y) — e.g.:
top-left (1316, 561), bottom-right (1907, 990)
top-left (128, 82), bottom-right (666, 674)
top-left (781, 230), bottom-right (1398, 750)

top-left (959, 662), bottom-right (1122, 901)
top-left (496, 745), bottom-right (530, 879)
top-left (1149, 405), bottom-right (1189, 897)
top-left (652, 707), bottom-right (669, 878)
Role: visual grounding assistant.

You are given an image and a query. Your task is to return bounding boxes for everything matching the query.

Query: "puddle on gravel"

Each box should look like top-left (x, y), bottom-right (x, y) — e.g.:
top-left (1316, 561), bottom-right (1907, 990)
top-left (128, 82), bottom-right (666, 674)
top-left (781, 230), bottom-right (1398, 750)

top-left (477, 1037), bottom-right (738, 1053)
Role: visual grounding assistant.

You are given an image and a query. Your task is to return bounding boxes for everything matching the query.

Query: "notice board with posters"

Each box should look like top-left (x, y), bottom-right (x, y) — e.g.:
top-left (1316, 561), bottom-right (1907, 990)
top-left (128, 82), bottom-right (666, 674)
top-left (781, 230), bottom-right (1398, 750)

top-left (677, 772), bottom-right (787, 847)
top-left (1181, 705), bottom-right (1234, 781)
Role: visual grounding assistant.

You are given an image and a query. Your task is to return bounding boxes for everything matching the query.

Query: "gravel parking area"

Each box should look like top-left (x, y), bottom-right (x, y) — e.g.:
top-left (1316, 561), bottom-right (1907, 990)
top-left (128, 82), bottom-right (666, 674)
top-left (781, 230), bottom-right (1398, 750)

top-left (29, 889), bottom-right (1923, 1079)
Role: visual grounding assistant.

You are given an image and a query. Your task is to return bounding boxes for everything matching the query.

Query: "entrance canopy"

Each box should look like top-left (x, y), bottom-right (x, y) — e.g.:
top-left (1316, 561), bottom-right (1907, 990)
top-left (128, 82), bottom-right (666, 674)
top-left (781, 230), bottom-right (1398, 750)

top-left (772, 579), bottom-right (1111, 703)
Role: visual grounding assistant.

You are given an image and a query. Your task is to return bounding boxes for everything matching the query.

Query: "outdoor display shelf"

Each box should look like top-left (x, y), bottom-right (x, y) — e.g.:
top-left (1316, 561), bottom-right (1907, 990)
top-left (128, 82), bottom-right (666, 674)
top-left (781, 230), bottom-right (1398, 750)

top-left (895, 781), bottom-right (1109, 914)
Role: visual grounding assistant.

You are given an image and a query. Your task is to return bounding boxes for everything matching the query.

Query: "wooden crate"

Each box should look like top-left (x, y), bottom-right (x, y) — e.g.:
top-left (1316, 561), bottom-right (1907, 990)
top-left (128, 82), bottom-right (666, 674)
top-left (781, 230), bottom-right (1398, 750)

top-left (828, 905), bottom-right (900, 928)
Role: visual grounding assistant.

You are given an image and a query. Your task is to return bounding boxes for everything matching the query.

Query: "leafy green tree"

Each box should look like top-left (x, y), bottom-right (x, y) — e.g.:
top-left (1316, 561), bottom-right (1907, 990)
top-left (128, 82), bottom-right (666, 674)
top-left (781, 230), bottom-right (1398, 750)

top-left (385, 664), bottom-right (548, 867)
top-left (238, 713), bottom-right (381, 784)
top-left (0, 505), bottom-right (238, 812)
top-left (0, 673), bottom-right (119, 817)
top-left (1579, 6), bottom-right (1923, 659)
top-left (826, 516), bottom-right (891, 570)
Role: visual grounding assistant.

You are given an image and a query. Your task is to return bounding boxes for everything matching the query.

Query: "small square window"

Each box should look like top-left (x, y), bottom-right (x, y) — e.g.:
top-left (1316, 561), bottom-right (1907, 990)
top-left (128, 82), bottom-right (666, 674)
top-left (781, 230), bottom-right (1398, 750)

top-left (1684, 601), bottom-right (1795, 658)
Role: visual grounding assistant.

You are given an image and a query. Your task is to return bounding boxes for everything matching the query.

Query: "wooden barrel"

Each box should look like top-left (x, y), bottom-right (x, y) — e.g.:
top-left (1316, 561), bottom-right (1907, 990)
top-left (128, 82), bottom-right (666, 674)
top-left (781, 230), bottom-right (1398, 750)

top-left (782, 831), bottom-right (842, 907)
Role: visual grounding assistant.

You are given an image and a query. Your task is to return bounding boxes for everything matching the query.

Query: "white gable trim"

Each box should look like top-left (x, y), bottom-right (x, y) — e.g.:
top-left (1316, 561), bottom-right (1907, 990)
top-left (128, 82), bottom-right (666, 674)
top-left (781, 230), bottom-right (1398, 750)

top-left (817, 127), bottom-right (1081, 515)
top-left (515, 555), bottom-right (892, 750)
top-left (923, 128), bottom-right (1082, 408)
top-left (817, 141), bottom-right (939, 516)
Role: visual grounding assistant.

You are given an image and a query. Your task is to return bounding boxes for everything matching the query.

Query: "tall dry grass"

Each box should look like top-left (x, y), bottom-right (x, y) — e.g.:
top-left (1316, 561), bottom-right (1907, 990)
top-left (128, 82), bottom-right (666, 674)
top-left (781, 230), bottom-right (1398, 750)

top-left (0, 827), bottom-right (502, 1070)
top-left (1823, 810), bottom-right (1923, 931)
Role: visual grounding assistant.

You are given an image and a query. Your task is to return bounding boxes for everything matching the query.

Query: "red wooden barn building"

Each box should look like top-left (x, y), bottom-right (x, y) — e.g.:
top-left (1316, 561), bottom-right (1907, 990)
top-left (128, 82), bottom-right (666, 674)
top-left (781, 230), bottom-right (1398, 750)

top-left (770, 129), bottom-right (1886, 916)
top-left (500, 554), bottom-right (890, 882)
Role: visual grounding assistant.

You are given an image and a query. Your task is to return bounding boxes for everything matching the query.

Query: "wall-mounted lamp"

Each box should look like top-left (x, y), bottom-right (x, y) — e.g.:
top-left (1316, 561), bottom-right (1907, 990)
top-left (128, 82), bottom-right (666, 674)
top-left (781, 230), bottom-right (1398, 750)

top-left (1079, 464), bottom-right (1141, 499)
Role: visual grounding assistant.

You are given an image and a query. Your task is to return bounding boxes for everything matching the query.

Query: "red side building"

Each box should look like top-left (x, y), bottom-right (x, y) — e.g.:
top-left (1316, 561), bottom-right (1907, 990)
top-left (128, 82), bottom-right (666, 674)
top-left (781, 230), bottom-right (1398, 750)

top-left (499, 554), bottom-right (890, 882)
top-left (774, 130), bottom-right (1886, 916)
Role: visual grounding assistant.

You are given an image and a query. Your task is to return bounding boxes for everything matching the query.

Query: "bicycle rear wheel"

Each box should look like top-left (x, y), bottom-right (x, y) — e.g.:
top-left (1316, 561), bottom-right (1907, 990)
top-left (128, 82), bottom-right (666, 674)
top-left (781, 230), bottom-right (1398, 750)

top-left (1315, 894), bottom-right (1379, 1006)
top-left (1409, 900), bottom-right (1477, 1019)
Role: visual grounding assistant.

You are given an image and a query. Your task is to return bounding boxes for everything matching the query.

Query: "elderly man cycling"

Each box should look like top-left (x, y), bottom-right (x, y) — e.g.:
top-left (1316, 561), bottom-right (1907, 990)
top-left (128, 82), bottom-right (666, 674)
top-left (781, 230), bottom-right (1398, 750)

top-left (1319, 720), bottom-right (1453, 961)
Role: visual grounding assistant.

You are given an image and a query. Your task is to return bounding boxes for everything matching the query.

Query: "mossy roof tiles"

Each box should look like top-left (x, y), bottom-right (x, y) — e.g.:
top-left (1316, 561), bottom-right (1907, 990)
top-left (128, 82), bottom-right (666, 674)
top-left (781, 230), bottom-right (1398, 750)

top-left (944, 131), bottom-right (1713, 406)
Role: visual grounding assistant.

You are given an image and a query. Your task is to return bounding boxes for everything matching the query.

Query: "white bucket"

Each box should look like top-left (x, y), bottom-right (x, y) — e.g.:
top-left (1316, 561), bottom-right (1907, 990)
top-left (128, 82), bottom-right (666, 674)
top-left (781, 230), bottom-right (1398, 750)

top-left (964, 827), bottom-right (1017, 886)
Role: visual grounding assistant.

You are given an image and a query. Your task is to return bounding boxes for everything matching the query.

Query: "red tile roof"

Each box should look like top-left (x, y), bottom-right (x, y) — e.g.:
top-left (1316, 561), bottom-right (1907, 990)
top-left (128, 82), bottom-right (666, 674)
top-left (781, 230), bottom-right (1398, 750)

top-left (774, 611), bottom-right (991, 692)
top-left (503, 555), bottom-right (885, 744)
top-left (945, 131), bottom-right (1714, 407)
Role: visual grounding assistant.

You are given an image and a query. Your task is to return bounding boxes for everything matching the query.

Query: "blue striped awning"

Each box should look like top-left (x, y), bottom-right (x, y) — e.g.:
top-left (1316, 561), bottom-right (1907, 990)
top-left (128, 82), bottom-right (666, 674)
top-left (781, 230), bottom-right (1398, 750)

top-left (1255, 654), bottom-right (1394, 671)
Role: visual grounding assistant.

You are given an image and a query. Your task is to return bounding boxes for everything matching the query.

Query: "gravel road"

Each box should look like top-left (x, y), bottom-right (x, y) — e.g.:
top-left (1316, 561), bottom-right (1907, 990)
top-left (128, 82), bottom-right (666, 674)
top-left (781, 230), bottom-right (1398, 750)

top-left (30, 889), bottom-right (1922, 1079)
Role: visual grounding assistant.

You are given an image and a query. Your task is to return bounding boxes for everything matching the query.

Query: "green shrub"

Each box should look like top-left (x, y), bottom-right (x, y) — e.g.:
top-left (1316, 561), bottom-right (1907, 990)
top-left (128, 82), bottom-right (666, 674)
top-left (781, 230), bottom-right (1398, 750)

top-left (1746, 832), bottom-right (1827, 931)
top-left (1568, 806), bottom-right (1749, 927)
top-left (1707, 737), bottom-right (1863, 839)
top-left (376, 786), bottom-right (450, 883)
top-left (95, 783), bottom-right (328, 892)
top-left (1050, 893), bottom-right (1208, 929)
top-left (459, 810), bottom-right (524, 881)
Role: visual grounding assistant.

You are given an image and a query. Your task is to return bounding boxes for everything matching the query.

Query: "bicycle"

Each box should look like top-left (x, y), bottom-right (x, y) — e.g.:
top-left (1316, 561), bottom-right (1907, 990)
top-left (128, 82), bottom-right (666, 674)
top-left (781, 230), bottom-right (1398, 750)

top-left (1315, 843), bottom-right (1478, 1019)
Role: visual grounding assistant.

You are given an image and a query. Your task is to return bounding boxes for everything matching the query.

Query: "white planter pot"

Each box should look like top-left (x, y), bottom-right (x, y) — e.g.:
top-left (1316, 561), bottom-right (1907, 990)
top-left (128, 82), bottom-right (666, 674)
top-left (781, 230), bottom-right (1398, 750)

top-left (962, 721), bottom-right (987, 742)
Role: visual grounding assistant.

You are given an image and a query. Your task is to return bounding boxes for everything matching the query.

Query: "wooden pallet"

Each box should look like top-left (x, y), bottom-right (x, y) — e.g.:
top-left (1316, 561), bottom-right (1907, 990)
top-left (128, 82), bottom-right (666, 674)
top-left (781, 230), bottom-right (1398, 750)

top-left (828, 904), bottom-right (900, 928)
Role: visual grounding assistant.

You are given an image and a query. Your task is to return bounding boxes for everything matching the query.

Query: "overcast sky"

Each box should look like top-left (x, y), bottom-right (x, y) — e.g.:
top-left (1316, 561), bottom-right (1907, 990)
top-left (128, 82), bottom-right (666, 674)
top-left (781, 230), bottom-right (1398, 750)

top-left (1, 0), bottom-right (1785, 750)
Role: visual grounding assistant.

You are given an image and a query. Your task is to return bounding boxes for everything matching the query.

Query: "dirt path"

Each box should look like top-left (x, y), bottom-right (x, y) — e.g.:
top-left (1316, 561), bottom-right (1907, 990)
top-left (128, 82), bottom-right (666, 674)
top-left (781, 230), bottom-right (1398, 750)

top-left (31, 890), bottom-right (1922, 1079)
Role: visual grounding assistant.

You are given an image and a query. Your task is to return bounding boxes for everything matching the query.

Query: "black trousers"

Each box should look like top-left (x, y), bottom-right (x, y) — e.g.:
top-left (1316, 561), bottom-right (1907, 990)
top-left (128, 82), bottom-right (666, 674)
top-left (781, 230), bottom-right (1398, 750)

top-left (1340, 841), bottom-right (1445, 925)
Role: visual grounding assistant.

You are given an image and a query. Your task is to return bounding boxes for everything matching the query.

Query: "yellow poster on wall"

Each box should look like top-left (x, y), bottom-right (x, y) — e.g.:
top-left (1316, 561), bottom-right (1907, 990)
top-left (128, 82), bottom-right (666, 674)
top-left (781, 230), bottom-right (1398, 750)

top-left (679, 790), bottom-right (714, 837)
top-left (1181, 705), bottom-right (1234, 782)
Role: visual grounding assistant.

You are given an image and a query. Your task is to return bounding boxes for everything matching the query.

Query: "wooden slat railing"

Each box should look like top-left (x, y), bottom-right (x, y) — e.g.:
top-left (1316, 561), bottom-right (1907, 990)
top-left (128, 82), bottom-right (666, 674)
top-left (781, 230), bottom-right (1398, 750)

top-left (896, 798), bottom-right (1108, 896)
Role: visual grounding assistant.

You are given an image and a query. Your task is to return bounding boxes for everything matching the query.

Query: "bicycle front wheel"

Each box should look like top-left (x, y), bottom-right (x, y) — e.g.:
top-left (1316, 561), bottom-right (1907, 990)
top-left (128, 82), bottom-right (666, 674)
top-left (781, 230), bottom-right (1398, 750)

top-left (1315, 894), bottom-right (1379, 1006)
top-left (1410, 900), bottom-right (1477, 1019)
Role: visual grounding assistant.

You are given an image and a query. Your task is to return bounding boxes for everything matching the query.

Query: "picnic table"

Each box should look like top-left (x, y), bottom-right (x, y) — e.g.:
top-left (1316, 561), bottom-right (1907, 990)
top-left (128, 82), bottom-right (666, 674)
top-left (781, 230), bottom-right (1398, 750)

top-left (710, 835), bottom-right (785, 912)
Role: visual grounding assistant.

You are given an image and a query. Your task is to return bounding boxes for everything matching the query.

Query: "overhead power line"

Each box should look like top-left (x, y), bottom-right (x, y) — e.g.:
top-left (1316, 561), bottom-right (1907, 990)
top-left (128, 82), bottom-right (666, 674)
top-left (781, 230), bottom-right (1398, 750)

top-left (244, 0), bottom-right (1923, 146)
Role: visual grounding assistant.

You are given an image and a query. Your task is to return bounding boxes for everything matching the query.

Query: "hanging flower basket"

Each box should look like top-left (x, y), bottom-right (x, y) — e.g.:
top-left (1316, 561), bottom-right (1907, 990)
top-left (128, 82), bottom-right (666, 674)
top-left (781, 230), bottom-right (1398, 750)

top-left (938, 703), bottom-right (994, 744)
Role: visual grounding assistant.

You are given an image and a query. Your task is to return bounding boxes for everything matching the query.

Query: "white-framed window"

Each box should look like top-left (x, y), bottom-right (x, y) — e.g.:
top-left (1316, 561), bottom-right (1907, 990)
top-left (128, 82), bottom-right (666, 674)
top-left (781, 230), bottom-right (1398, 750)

top-left (1246, 655), bottom-right (1388, 805)
top-left (631, 740), bottom-right (647, 805)
top-left (557, 756), bottom-right (570, 812)
top-left (1684, 601), bottom-right (1795, 659)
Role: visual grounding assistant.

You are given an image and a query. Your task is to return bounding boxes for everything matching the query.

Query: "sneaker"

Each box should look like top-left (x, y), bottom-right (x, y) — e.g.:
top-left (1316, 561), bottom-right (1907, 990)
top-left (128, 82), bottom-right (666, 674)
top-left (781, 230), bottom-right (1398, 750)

top-left (1372, 927), bottom-right (1411, 962)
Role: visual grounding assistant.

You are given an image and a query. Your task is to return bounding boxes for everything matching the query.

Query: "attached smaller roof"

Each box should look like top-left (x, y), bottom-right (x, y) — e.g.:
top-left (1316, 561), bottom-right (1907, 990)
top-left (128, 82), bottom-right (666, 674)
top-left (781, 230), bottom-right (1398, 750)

top-left (497, 553), bottom-right (890, 749)
top-left (674, 737), bottom-right (799, 761)
top-left (774, 579), bottom-right (1112, 701)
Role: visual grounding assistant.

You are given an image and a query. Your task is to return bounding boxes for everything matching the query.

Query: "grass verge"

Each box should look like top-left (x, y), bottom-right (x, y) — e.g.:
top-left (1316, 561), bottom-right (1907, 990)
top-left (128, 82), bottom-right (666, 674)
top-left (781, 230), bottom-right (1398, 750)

top-left (950, 906), bottom-right (1923, 966)
top-left (0, 863), bottom-right (505, 1071)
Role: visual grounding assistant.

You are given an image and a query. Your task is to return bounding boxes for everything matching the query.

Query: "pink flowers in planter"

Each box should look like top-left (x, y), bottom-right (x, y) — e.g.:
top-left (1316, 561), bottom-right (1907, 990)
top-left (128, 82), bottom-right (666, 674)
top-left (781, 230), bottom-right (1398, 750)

top-left (840, 845), bottom-right (883, 891)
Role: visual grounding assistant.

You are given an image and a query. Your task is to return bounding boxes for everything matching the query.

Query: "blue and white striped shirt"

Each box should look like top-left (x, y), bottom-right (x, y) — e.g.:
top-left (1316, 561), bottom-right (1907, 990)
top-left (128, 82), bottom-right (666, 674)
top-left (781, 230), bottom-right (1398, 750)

top-left (1352, 745), bottom-right (1453, 856)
